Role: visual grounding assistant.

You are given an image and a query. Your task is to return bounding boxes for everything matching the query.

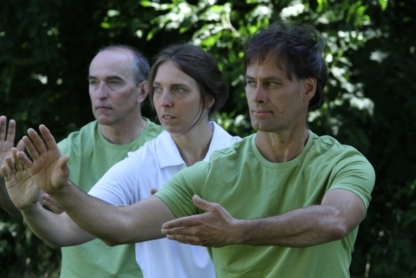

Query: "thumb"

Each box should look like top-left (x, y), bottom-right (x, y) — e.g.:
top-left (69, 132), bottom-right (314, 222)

top-left (1, 165), bottom-right (11, 182)
top-left (192, 194), bottom-right (214, 212)
top-left (57, 155), bottom-right (70, 178)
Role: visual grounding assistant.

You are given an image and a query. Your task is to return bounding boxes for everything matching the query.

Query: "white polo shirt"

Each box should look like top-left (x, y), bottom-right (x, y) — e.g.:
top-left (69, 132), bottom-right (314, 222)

top-left (89, 122), bottom-right (241, 278)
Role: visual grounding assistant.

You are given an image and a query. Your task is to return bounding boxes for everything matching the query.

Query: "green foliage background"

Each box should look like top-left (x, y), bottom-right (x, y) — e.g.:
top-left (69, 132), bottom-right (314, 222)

top-left (1, 0), bottom-right (415, 277)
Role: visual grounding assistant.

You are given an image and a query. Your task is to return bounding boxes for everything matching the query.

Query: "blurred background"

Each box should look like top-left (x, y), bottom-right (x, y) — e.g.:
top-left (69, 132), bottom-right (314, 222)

top-left (1, 0), bottom-right (415, 277)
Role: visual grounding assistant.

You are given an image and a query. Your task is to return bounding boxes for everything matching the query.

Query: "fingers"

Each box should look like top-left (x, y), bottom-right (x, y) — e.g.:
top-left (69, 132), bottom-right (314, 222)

top-left (2, 151), bottom-right (19, 181)
top-left (27, 128), bottom-right (48, 156)
top-left (1, 165), bottom-right (11, 181)
top-left (0, 116), bottom-right (6, 140)
top-left (57, 155), bottom-right (70, 178)
top-left (16, 140), bottom-right (25, 152)
top-left (42, 193), bottom-right (64, 214)
top-left (162, 215), bottom-right (201, 229)
top-left (7, 120), bottom-right (16, 143)
top-left (0, 118), bottom-right (17, 143)
top-left (4, 149), bottom-right (25, 173)
top-left (16, 150), bottom-right (34, 170)
top-left (39, 125), bottom-right (59, 152)
top-left (192, 194), bottom-right (217, 212)
top-left (22, 134), bottom-right (39, 160)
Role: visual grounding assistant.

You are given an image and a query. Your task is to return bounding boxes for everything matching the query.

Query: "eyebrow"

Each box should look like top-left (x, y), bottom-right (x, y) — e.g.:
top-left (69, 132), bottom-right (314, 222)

top-left (87, 75), bottom-right (124, 81)
top-left (153, 81), bottom-right (192, 88)
top-left (245, 75), bottom-right (284, 82)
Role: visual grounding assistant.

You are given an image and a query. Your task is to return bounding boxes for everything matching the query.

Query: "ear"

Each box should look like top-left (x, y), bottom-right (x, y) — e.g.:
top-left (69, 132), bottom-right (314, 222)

top-left (303, 77), bottom-right (316, 103)
top-left (204, 95), bottom-right (215, 110)
top-left (137, 81), bottom-right (150, 104)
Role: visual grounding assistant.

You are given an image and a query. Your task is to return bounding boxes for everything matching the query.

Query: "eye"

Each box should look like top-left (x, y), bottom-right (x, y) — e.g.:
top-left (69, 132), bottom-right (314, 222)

top-left (108, 80), bottom-right (121, 86)
top-left (88, 79), bottom-right (97, 85)
top-left (174, 87), bottom-right (185, 93)
top-left (265, 82), bottom-right (277, 87)
top-left (245, 80), bottom-right (256, 87)
top-left (153, 86), bottom-right (162, 93)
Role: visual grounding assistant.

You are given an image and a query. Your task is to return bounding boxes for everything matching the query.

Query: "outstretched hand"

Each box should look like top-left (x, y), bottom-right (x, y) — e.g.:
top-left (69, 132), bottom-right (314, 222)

top-left (17, 125), bottom-right (70, 195)
top-left (0, 116), bottom-right (25, 178)
top-left (1, 148), bottom-right (40, 210)
top-left (161, 195), bottom-right (241, 247)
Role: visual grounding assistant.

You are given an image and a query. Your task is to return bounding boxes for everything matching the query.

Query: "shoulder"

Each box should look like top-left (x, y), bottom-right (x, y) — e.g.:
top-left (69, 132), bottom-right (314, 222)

top-left (210, 134), bottom-right (253, 159)
top-left (58, 121), bottom-right (98, 153)
top-left (308, 132), bottom-right (376, 191)
top-left (143, 118), bottom-right (163, 137)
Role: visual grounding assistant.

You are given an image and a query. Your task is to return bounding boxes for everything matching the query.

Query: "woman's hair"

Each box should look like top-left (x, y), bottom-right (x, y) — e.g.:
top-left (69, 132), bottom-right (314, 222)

top-left (148, 43), bottom-right (228, 116)
top-left (244, 21), bottom-right (328, 111)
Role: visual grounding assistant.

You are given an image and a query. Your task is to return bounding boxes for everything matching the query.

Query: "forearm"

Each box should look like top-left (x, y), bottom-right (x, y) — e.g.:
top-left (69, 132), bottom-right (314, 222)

top-left (20, 202), bottom-right (93, 248)
top-left (50, 181), bottom-right (145, 245)
top-left (50, 181), bottom-right (174, 246)
top-left (236, 205), bottom-right (349, 247)
top-left (0, 178), bottom-right (20, 215)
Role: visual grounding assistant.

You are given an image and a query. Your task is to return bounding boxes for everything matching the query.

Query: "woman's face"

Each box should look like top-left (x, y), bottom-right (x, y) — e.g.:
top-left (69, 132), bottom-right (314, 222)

top-left (152, 61), bottom-right (209, 135)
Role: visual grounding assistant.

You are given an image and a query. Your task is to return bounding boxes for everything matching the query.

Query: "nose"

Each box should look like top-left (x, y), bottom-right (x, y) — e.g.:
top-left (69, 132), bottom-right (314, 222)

top-left (93, 82), bottom-right (108, 99)
top-left (159, 90), bottom-right (173, 107)
top-left (252, 85), bottom-right (267, 103)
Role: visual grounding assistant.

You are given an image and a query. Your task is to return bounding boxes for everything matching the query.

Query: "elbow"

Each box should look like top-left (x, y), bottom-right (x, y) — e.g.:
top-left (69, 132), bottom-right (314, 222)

top-left (43, 238), bottom-right (63, 249)
top-left (46, 242), bottom-right (61, 249)
top-left (102, 238), bottom-right (122, 247)
top-left (326, 209), bottom-right (351, 240)
top-left (103, 239), bottom-right (117, 246)
top-left (328, 224), bottom-right (349, 240)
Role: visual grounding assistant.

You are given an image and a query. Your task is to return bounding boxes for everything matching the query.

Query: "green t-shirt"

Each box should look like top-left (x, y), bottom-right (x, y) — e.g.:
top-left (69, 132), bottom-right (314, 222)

top-left (156, 130), bottom-right (375, 278)
top-left (58, 119), bottom-right (162, 278)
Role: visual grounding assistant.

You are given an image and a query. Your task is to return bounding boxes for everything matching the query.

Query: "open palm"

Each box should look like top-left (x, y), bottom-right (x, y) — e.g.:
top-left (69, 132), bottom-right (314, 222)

top-left (0, 117), bottom-right (24, 177)
top-left (2, 149), bottom-right (40, 210)
top-left (18, 125), bottom-right (70, 194)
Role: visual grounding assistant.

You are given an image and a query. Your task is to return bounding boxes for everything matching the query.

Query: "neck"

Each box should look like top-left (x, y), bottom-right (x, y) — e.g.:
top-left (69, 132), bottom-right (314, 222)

top-left (255, 128), bottom-right (309, 163)
top-left (99, 117), bottom-right (146, 145)
top-left (172, 121), bottom-right (213, 167)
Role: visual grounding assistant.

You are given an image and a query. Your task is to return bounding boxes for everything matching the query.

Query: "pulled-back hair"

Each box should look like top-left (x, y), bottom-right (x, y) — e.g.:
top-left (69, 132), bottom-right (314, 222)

top-left (244, 21), bottom-right (328, 110)
top-left (98, 45), bottom-right (150, 85)
top-left (148, 43), bottom-right (228, 116)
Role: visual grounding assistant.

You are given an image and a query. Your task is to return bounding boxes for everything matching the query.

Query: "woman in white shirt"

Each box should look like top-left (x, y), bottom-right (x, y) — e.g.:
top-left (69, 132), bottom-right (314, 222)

top-left (87, 43), bottom-right (241, 278)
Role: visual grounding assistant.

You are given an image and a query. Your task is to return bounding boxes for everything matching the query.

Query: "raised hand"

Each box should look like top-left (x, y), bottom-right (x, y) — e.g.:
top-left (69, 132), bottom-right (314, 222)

top-left (1, 148), bottom-right (40, 210)
top-left (17, 125), bottom-right (70, 195)
top-left (0, 116), bottom-right (25, 177)
top-left (161, 195), bottom-right (241, 247)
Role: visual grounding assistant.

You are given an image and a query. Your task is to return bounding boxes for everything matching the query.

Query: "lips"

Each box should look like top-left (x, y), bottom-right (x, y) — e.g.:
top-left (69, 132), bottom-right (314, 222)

top-left (162, 114), bottom-right (176, 119)
top-left (252, 109), bottom-right (271, 114)
top-left (95, 105), bottom-right (111, 110)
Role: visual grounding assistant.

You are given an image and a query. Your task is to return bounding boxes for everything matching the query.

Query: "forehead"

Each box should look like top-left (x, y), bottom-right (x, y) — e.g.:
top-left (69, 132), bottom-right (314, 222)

top-left (154, 61), bottom-right (198, 88)
top-left (89, 49), bottom-right (135, 80)
top-left (246, 53), bottom-right (288, 79)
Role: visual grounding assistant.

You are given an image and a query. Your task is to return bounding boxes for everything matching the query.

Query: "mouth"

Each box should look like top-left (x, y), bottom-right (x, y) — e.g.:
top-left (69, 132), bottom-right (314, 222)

top-left (251, 109), bottom-right (271, 115)
top-left (96, 106), bottom-right (111, 110)
top-left (162, 114), bottom-right (176, 119)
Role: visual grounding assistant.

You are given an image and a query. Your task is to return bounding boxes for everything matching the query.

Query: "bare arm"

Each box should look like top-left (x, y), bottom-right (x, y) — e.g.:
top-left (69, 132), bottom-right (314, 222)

top-left (16, 124), bottom-right (176, 246)
top-left (1, 148), bottom-right (93, 247)
top-left (51, 183), bottom-right (175, 245)
top-left (162, 189), bottom-right (366, 247)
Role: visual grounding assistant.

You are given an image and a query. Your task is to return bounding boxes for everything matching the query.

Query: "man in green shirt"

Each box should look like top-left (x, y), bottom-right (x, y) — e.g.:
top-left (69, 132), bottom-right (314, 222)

top-left (3, 22), bottom-right (374, 277)
top-left (0, 45), bottom-right (162, 277)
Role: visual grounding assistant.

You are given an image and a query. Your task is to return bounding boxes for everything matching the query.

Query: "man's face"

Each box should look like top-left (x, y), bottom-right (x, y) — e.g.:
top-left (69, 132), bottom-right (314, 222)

top-left (88, 49), bottom-right (141, 127)
top-left (245, 53), bottom-right (314, 133)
